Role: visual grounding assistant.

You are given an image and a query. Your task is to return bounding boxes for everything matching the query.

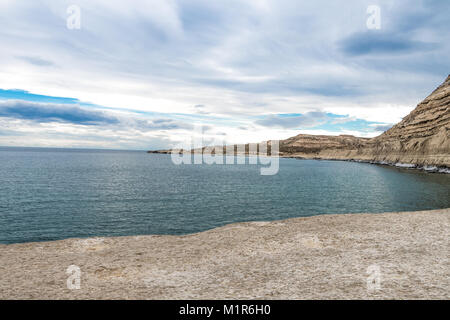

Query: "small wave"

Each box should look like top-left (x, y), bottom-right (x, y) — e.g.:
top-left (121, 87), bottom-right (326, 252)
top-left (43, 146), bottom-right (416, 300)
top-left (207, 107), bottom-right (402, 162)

top-left (394, 163), bottom-right (416, 168)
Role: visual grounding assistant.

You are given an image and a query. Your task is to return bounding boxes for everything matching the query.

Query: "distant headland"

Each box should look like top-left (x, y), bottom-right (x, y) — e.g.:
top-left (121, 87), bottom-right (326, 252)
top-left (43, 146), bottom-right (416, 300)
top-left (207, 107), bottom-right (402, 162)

top-left (149, 75), bottom-right (450, 172)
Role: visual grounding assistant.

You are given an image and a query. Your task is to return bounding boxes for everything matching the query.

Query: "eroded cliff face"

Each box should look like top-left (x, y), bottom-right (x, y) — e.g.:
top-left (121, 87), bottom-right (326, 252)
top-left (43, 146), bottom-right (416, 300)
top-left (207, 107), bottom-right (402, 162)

top-left (363, 75), bottom-right (450, 167)
top-left (279, 75), bottom-right (450, 168)
top-left (279, 134), bottom-right (369, 159)
top-left (149, 76), bottom-right (449, 168)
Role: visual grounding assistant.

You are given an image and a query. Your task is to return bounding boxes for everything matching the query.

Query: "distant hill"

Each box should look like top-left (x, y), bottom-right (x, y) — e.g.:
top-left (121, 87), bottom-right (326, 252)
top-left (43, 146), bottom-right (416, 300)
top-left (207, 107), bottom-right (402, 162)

top-left (149, 75), bottom-right (450, 169)
top-left (278, 75), bottom-right (449, 168)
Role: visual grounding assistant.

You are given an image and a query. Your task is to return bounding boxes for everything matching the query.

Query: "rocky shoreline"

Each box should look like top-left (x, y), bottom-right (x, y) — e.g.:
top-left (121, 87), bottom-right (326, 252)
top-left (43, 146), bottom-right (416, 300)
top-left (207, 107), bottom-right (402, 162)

top-left (1, 208), bottom-right (449, 299)
top-left (286, 157), bottom-right (450, 174)
top-left (148, 75), bottom-right (450, 170)
top-left (347, 159), bottom-right (450, 174)
top-left (148, 150), bottom-right (450, 174)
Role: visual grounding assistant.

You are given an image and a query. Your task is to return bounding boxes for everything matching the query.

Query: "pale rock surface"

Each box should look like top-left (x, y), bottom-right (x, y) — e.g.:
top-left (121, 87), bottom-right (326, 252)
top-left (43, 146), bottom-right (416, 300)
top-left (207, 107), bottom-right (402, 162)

top-left (1, 209), bottom-right (448, 299)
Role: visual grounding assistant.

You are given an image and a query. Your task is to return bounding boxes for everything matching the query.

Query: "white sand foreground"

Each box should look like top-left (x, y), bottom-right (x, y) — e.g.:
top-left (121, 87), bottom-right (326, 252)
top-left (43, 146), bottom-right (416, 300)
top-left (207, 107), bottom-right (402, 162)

top-left (0, 209), bottom-right (449, 299)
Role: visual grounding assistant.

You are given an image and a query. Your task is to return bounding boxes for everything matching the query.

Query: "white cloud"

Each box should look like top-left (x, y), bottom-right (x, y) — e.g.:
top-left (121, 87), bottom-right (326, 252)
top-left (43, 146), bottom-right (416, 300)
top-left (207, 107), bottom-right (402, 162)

top-left (0, 0), bottom-right (448, 148)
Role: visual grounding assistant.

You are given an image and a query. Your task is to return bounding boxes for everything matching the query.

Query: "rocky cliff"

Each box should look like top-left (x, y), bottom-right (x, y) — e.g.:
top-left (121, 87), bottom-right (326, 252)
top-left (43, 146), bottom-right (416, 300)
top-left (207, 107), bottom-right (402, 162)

top-left (149, 75), bottom-right (450, 169)
top-left (362, 75), bottom-right (450, 167)
top-left (279, 75), bottom-right (450, 169)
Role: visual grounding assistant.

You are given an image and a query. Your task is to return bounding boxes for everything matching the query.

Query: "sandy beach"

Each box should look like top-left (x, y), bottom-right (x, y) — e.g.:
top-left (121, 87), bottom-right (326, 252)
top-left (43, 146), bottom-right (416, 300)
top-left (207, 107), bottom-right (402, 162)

top-left (0, 209), bottom-right (449, 300)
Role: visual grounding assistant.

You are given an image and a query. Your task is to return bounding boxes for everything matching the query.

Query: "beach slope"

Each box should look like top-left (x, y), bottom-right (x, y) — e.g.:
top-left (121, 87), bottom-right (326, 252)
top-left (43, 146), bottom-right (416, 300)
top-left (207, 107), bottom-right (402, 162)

top-left (0, 209), bottom-right (449, 299)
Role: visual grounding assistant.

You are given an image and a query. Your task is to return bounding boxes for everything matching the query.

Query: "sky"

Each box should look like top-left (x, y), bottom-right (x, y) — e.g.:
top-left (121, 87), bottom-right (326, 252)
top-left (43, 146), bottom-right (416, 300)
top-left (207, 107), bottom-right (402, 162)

top-left (0, 0), bottom-right (449, 150)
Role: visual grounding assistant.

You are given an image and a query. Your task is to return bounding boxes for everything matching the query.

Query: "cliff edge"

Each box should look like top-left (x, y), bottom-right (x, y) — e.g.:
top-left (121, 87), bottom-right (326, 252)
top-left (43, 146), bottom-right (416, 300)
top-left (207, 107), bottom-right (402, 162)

top-left (278, 75), bottom-right (450, 168)
top-left (148, 75), bottom-right (450, 168)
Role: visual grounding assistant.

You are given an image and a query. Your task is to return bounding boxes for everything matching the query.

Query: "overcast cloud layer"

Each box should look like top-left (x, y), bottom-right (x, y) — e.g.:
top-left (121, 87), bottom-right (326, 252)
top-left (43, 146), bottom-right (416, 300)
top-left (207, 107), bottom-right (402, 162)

top-left (0, 0), bottom-right (448, 149)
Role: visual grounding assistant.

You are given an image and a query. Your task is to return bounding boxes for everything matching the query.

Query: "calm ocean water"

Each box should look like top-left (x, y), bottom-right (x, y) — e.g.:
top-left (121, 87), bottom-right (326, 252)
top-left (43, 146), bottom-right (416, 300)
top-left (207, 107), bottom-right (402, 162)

top-left (0, 147), bottom-right (449, 244)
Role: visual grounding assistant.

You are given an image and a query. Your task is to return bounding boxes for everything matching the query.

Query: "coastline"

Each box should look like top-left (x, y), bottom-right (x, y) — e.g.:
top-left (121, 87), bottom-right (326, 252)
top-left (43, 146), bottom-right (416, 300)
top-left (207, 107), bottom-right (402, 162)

top-left (147, 151), bottom-right (450, 174)
top-left (1, 208), bottom-right (449, 299)
top-left (281, 155), bottom-right (450, 174)
top-left (148, 74), bottom-right (450, 174)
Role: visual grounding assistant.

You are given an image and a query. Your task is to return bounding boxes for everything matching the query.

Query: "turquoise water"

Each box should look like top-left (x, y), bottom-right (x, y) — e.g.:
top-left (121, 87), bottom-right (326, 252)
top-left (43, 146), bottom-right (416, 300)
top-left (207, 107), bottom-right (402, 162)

top-left (0, 147), bottom-right (449, 244)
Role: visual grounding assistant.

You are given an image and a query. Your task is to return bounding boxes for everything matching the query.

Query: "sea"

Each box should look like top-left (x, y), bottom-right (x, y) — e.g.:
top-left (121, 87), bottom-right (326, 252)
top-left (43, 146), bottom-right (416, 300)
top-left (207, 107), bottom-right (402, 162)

top-left (1, 146), bottom-right (449, 244)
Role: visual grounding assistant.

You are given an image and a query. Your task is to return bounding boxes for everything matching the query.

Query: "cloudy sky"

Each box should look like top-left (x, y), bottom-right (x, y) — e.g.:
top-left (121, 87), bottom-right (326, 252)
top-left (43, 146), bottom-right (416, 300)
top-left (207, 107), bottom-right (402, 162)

top-left (0, 0), bottom-right (448, 150)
